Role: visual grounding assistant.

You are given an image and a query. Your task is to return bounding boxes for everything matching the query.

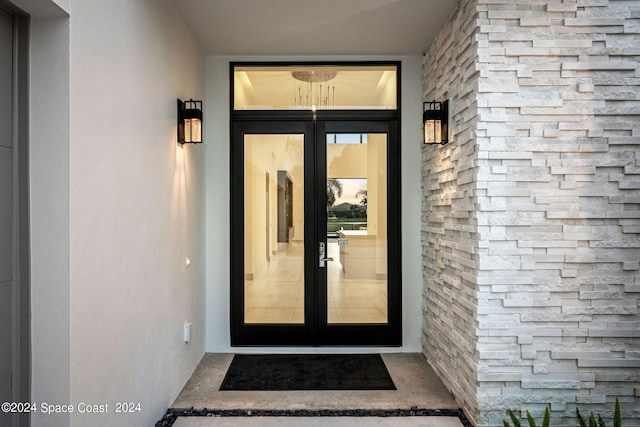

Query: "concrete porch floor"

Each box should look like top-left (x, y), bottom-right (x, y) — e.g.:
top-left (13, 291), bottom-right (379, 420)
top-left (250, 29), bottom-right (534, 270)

top-left (169, 353), bottom-right (465, 426)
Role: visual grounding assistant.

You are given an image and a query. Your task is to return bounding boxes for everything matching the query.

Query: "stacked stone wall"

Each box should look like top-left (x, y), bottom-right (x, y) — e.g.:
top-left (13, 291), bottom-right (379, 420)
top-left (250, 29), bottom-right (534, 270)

top-left (422, 0), bottom-right (482, 424)
top-left (423, 0), bottom-right (640, 425)
top-left (475, 0), bottom-right (640, 425)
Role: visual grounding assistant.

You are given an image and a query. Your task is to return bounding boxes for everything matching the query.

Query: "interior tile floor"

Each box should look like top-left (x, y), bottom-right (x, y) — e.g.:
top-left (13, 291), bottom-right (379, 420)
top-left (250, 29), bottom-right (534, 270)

top-left (172, 353), bottom-right (459, 411)
top-left (245, 241), bottom-right (387, 324)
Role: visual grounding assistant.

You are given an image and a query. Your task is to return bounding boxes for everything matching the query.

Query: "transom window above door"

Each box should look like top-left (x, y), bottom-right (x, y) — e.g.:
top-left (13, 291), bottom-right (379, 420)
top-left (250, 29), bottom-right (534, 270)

top-left (233, 64), bottom-right (398, 111)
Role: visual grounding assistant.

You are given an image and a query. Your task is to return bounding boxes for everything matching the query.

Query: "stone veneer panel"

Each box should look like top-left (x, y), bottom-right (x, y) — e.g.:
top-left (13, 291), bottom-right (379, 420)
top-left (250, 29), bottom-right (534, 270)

top-left (422, 0), bottom-right (482, 424)
top-left (423, 0), bottom-right (640, 426)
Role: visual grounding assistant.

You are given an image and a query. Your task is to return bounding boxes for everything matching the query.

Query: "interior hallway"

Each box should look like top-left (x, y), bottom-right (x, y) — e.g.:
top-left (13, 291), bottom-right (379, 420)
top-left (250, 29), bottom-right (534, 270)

top-left (245, 241), bottom-right (388, 324)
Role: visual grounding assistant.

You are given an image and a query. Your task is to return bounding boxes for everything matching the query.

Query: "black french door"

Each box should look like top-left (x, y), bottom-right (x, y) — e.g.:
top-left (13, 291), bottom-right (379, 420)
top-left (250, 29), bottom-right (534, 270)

top-left (231, 118), bottom-right (401, 346)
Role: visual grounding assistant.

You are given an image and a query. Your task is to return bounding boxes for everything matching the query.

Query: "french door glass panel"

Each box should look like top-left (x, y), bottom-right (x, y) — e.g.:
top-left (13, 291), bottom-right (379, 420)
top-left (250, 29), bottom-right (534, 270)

top-left (243, 132), bottom-right (389, 326)
top-left (243, 134), bottom-right (305, 324)
top-left (326, 134), bottom-right (387, 324)
top-left (232, 119), bottom-right (400, 346)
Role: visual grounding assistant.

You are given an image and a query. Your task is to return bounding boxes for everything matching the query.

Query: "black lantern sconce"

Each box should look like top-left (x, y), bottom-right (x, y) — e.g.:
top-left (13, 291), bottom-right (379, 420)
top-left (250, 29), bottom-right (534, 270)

top-left (177, 99), bottom-right (203, 144)
top-left (423, 100), bottom-right (449, 144)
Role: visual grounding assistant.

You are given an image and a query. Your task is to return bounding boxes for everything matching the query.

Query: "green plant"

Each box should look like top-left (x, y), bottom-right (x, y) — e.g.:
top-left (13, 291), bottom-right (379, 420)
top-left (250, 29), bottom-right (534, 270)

top-left (576, 408), bottom-right (606, 427)
top-left (503, 406), bottom-right (550, 427)
top-left (577, 398), bottom-right (621, 427)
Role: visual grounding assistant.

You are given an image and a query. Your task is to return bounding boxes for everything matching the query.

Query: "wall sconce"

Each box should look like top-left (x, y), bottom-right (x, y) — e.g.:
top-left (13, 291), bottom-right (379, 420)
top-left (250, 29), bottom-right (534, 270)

top-left (423, 100), bottom-right (449, 144)
top-left (177, 99), bottom-right (203, 144)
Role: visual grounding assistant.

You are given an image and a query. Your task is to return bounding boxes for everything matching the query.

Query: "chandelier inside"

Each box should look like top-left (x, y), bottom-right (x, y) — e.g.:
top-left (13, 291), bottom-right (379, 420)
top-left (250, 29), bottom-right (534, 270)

top-left (291, 70), bottom-right (337, 109)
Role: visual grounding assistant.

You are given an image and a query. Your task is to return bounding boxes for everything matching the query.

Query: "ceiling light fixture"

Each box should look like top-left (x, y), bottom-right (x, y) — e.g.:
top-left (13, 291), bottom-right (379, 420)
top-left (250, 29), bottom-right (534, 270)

top-left (291, 69), bottom-right (337, 110)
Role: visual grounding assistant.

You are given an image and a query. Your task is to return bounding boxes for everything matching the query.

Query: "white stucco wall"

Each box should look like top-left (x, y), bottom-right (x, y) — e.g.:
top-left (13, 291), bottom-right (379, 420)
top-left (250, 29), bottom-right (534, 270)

top-left (68, 1), bottom-right (205, 426)
top-left (10, 0), bottom-right (68, 16)
top-left (17, 1), bottom-right (205, 425)
top-left (205, 55), bottom-right (424, 353)
top-left (30, 15), bottom-right (71, 425)
top-left (7, 1), bottom-right (72, 426)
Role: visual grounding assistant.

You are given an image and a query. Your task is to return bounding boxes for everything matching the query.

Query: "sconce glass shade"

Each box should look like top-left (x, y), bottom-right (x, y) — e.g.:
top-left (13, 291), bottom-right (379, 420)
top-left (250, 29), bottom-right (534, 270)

top-left (423, 100), bottom-right (448, 144)
top-left (178, 99), bottom-right (203, 144)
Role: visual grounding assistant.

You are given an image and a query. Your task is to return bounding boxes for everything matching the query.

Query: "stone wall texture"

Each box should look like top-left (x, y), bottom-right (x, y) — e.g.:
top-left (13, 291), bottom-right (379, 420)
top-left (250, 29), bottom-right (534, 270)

top-left (422, 0), bottom-right (482, 423)
top-left (422, 0), bottom-right (640, 426)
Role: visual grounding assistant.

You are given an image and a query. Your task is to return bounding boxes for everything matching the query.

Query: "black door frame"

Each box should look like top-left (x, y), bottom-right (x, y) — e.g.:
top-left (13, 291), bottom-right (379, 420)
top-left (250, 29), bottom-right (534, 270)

top-left (231, 119), bottom-right (317, 346)
top-left (315, 119), bottom-right (401, 346)
top-left (230, 61), bottom-right (402, 347)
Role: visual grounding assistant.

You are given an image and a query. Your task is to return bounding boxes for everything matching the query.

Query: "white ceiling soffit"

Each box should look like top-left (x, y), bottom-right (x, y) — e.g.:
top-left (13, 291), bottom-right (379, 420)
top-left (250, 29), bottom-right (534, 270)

top-left (168, 0), bottom-right (457, 55)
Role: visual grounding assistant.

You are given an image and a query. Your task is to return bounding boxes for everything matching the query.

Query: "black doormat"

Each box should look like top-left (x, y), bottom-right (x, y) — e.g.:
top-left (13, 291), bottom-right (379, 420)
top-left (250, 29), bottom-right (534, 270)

top-left (219, 354), bottom-right (396, 391)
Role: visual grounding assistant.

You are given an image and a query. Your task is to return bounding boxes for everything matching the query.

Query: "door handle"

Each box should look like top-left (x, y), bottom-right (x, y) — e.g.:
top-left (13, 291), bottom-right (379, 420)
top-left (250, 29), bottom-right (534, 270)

top-left (318, 242), bottom-right (334, 267)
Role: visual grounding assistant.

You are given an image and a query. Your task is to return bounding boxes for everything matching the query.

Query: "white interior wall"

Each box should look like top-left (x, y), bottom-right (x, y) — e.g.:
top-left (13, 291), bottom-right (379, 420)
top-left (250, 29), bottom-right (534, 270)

top-left (244, 134), bottom-right (304, 276)
top-left (327, 143), bottom-right (367, 178)
top-left (68, 1), bottom-right (205, 426)
top-left (205, 55), bottom-right (423, 352)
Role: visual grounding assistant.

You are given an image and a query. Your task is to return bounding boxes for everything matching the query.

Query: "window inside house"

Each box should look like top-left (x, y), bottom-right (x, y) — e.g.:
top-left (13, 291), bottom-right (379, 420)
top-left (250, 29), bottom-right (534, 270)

top-left (233, 64), bottom-right (397, 110)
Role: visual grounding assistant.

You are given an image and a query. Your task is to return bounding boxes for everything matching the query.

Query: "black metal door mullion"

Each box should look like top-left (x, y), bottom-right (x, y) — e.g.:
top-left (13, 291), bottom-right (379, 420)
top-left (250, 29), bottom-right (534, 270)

top-left (314, 121), bottom-right (328, 338)
top-left (304, 119), bottom-right (318, 344)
